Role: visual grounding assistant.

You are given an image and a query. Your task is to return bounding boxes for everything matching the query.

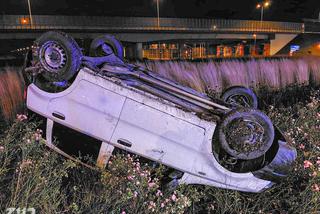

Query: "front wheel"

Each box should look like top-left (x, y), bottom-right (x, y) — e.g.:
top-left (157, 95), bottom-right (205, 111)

top-left (217, 108), bottom-right (274, 160)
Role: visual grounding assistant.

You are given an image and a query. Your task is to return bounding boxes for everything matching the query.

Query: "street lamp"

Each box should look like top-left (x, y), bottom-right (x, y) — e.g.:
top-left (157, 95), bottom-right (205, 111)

top-left (155, 0), bottom-right (162, 28)
top-left (27, 0), bottom-right (33, 27)
top-left (253, 33), bottom-right (257, 55)
top-left (256, 1), bottom-right (271, 24)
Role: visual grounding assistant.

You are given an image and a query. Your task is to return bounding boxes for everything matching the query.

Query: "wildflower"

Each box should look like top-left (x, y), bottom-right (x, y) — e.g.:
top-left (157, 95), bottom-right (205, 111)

top-left (317, 159), bottom-right (320, 165)
top-left (133, 191), bottom-right (138, 198)
top-left (312, 184), bottom-right (320, 192)
top-left (156, 189), bottom-right (163, 197)
top-left (304, 160), bottom-right (313, 169)
top-left (16, 114), bottom-right (27, 121)
top-left (121, 211), bottom-right (126, 214)
top-left (161, 203), bottom-right (165, 208)
top-left (299, 144), bottom-right (305, 150)
top-left (0, 146), bottom-right (4, 152)
top-left (171, 194), bottom-right (177, 201)
top-left (310, 171), bottom-right (317, 177)
top-left (148, 201), bottom-right (156, 211)
top-left (127, 175), bottom-right (133, 181)
top-left (148, 182), bottom-right (156, 188)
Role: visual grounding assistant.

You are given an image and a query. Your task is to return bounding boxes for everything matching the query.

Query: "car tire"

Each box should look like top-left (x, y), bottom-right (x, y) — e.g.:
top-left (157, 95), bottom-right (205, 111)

top-left (89, 34), bottom-right (124, 59)
top-left (34, 31), bottom-right (82, 82)
top-left (217, 108), bottom-right (274, 160)
top-left (221, 86), bottom-right (258, 109)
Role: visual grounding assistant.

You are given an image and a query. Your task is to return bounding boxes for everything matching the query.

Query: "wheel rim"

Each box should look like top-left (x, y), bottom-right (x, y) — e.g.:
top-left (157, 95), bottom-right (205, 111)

top-left (226, 94), bottom-right (251, 108)
top-left (100, 43), bottom-right (114, 55)
top-left (39, 41), bottom-right (67, 73)
top-left (224, 117), bottom-right (266, 158)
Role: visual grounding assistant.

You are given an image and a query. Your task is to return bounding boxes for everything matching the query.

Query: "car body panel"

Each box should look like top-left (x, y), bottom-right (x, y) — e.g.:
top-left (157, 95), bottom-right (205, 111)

top-left (27, 68), bottom-right (274, 192)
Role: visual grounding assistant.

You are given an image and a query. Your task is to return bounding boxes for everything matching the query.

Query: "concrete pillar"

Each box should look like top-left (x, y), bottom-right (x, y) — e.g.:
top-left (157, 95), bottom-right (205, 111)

top-left (135, 42), bottom-right (143, 60)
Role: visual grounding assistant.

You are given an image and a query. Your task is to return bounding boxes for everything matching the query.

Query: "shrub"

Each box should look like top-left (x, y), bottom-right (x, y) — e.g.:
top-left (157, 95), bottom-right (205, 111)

top-left (0, 116), bottom-right (199, 213)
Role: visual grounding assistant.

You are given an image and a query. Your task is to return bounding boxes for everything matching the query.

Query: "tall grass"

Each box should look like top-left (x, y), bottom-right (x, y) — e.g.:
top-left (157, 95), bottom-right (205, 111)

top-left (0, 90), bottom-right (320, 213)
top-left (1, 57), bottom-right (320, 121)
top-left (138, 56), bottom-right (320, 93)
top-left (0, 67), bottom-right (25, 122)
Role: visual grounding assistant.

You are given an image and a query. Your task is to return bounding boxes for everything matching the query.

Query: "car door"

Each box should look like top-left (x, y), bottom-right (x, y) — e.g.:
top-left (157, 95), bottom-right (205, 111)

top-left (110, 98), bottom-right (205, 171)
top-left (47, 79), bottom-right (126, 142)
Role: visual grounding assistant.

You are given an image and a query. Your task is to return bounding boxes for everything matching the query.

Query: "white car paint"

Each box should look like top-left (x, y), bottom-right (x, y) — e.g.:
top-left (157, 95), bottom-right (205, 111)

top-left (27, 67), bottom-right (272, 192)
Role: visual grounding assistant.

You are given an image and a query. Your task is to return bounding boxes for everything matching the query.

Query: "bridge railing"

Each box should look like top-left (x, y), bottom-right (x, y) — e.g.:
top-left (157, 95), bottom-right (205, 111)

top-left (0, 15), bottom-right (304, 33)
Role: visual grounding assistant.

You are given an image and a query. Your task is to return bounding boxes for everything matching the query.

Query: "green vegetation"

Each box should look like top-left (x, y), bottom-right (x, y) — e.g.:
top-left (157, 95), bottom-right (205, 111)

top-left (0, 89), bottom-right (319, 213)
top-left (0, 58), bottom-right (319, 213)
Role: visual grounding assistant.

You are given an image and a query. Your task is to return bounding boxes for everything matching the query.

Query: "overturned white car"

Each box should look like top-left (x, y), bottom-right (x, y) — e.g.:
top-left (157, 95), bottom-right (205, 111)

top-left (23, 31), bottom-right (296, 193)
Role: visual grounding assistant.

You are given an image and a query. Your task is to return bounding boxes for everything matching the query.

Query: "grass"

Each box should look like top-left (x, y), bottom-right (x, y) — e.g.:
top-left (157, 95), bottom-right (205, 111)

top-left (137, 56), bottom-right (320, 94)
top-left (0, 90), bottom-right (319, 213)
top-left (0, 66), bottom-right (25, 122)
top-left (0, 119), bottom-right (200, 213)
top-left (0, 57), bottom-right (320, 213)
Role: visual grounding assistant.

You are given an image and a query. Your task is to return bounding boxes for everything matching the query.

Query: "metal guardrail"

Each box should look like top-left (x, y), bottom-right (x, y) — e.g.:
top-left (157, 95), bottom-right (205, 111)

top-left (0, 15), bottom-right (304, 33)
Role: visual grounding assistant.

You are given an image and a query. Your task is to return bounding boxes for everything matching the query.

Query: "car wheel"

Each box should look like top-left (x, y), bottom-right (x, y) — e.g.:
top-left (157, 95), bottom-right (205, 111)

top-left (34, 31), bottom-right (82, 82)
top-left (221, 86), bottom-right (258, 109)
top-left (217, 108), bottom-right (274, 160)
top-left (89, 34), bottom-right (124, 59)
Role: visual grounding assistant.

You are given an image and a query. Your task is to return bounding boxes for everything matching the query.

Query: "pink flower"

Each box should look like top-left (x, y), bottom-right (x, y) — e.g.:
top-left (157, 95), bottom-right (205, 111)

top-left (312, 184), bottom-right (320, 192)
top-left (127, 175), bottom-right (133, 181)
top-left (310, 171), bottom-right (317, 177)
top-left (156, 189), bottom-right (163, 197)
top-left (148, 201), bottom-right (156, 210)
top-left (161, 203), bottom-right (165, 208)
top-left (304, 160), bottom-right (313, 169)
top-left (316, 160), bottom-right (320, 165)
top-left (0, 146), bottom-right (4, 152)
top-left (134, 191), bottom-right (138, 198)
top-left (171, 194), bottom-right (177, 201)
top-left (299, 144), bottom-right (305, 150)
top-left (121, 211), bottom-right (126, 214)
top-left (148, 182), bottom-right (156, 188)
top-left (16, 114), bottom-right (27, 122)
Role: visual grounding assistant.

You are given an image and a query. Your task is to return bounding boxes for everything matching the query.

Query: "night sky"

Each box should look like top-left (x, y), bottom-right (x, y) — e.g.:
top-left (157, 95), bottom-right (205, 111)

top-left (1, 0), bottom-right (320, 22)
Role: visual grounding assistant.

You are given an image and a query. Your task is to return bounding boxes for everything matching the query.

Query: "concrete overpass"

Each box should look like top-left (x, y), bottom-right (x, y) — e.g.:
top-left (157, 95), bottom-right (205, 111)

top-left (0, 15), bottom-right (304, 59)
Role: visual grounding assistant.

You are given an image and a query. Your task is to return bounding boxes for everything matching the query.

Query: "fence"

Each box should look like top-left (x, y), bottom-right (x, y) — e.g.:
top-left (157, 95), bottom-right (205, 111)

top-left (0, 15), bottom-right (304, 33)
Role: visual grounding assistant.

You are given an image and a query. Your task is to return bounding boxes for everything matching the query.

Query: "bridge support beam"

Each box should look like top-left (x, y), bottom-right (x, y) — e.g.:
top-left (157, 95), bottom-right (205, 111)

top-left (270, 34), bottom-right (298, 55)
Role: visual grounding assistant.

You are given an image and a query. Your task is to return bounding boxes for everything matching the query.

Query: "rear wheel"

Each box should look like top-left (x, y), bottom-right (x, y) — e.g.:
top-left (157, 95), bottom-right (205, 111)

top-left (221, 86), bottom-right (258, 109)
top-left (217, 108), bottom-right (274, 160)
top-left (34, 31), bottom-right (82, 83)
top-left (89, 34), bottom-right (124, 59)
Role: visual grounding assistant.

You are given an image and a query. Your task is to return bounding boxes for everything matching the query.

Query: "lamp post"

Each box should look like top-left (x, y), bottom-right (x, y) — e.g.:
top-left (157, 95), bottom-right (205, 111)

top-left (27, 0), bottom-right (33, 27)
top-left (256, 1), bottom-right (270, 26)
top-left (255, 1), bottom-right (270, 56)
top-left (253, 33), bottom-right (257, 56)
top-left (156, 0), bottom-right (160, 28)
